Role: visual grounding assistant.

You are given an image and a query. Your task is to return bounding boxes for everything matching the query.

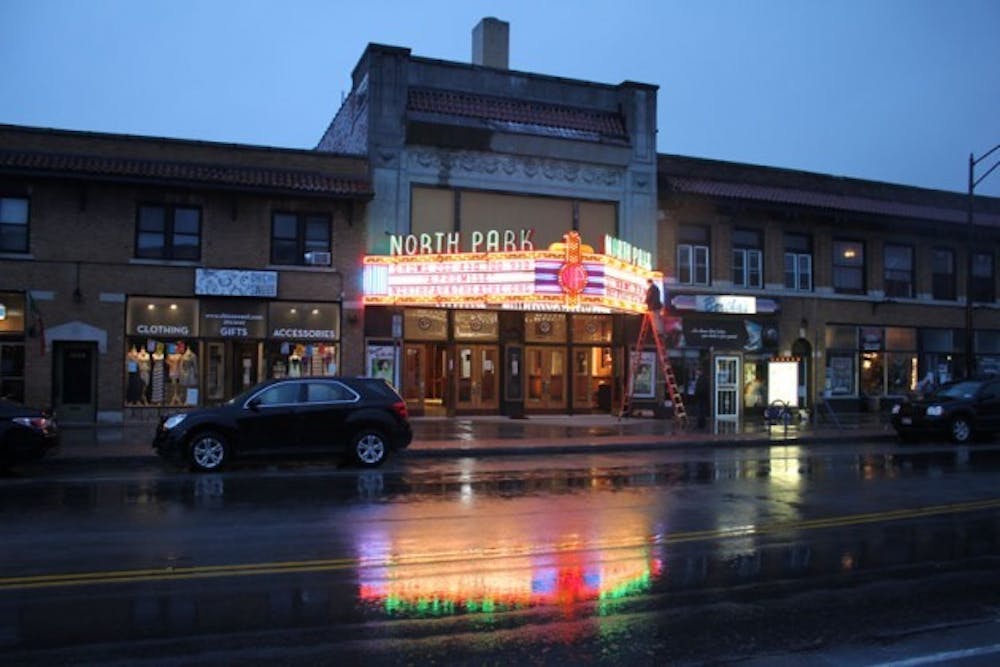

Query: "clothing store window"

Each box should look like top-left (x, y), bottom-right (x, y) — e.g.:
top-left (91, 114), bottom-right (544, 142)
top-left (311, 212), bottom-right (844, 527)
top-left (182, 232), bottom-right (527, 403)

top-left (932, 248), bottom-right (956, 300)
top-left (271, 212), bottom-right (331, 266)
top-left (124, 297), bottom-right (200, 407)
top-left (784, 233), bottom-right (812, 291)
top-left (972, 252), bottom-right (996, 303)
top-left (0, 196), bottom-right (29, 253)
top-left (677, 225), bottom-right (710, 285)
top-left (732, 229), bottom-right (762, 288)
top-left (884, 244), bottom-right (913, 298)
top-left (265, 302), bottom-right (340, 379)
top-left (833, 240), bottom-right (865, 294)
top-left (135, 205), bottom-right (201, 261)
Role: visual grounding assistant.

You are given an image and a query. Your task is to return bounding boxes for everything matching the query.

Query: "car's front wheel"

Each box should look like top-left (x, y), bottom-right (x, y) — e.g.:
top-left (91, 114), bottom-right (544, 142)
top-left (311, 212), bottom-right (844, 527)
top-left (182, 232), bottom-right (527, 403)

top-left (949, 416), bottom-right (973, 444)
top-left (189, 431), bottom-right (229, 472)
top-left (352, 429), bottom-right (387, 467)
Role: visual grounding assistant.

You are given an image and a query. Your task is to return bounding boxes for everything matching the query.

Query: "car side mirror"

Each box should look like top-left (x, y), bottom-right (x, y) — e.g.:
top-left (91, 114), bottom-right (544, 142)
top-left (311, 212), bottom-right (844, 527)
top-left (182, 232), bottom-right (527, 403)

top-left (247, 397), bottom-right (262, 411)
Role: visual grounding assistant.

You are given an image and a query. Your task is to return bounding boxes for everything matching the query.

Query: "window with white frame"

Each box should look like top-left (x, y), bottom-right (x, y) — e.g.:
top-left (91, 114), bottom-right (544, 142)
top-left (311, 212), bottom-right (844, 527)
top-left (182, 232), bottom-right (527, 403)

top-left (883, 243), bottom-right (913, 298)
top-left (731, 228), bottom-right (762, 288)
top-left (677, 224), bottom-right (709, 285)
top-left (783, 232), bottom-right (812, 291)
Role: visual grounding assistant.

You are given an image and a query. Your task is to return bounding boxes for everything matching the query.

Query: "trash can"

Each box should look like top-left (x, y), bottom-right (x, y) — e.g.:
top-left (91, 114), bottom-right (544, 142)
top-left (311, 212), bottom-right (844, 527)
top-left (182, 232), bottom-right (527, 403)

top-left (596, 383), bottom-right (612, 411)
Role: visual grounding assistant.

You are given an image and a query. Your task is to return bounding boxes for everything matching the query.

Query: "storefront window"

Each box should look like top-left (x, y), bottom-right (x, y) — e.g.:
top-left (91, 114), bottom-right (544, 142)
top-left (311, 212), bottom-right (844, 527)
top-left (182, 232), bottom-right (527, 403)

top-left (743, 359), bottom-right (767, 409)
top-left (266, 302), bottom-right (340, 379)
top-left (125, 338), bottom-right (200, 406)
top-left (0, 292), bottom-right (26, 402)
top-left (825, 354), bottom-right (856, 396)
top-left (860, 352), bottom-right (883, 396)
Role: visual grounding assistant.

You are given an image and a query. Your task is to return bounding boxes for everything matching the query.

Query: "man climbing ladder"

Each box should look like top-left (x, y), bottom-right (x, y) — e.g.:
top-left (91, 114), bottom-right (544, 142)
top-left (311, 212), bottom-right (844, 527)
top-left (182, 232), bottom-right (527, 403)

top-left (620, 307), bottom-right (688, 426)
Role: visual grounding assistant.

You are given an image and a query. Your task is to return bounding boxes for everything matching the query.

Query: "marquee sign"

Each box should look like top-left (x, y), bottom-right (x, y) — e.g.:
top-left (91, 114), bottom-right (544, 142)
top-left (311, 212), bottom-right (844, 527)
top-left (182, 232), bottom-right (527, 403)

top-left (364, 230), bottom-right (659, 314)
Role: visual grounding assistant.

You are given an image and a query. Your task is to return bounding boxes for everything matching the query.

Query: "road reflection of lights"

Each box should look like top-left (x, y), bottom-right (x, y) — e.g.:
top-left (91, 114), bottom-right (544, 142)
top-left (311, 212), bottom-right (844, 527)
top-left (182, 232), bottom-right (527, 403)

top-left (841, 552), bottom-right (855, 571)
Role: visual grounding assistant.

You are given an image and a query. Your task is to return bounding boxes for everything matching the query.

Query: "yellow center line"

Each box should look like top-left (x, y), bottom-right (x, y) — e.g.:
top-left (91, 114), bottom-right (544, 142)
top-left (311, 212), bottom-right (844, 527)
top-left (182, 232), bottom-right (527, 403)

top-left (3, 497), bottom-right (998, 591)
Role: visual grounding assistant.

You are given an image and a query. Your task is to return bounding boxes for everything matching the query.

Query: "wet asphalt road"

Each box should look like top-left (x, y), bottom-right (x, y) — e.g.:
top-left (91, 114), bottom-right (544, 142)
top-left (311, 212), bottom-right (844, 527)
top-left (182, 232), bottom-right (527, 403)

top-left (3, 440), bottom-right (1000, 665)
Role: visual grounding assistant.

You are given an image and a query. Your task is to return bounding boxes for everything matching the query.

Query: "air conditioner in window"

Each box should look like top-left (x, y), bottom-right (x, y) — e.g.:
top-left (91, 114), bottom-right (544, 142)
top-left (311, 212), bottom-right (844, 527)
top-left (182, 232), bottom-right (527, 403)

top-left (304, 251), bottom-right (332, 266)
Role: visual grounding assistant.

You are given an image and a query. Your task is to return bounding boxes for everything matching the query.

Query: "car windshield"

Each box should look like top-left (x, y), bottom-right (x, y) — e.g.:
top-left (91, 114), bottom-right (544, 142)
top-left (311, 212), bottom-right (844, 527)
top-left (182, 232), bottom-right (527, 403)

top-left (935, 381), bottom-right (982, 400)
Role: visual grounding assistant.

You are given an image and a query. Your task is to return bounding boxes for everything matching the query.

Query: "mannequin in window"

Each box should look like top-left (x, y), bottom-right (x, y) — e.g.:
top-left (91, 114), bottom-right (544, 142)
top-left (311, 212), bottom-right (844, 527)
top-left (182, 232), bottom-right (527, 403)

top-left (181, 344), bottom-right (198, 387)
top-left (151, 345), bottom-right (165, 404)
top-left (126, 346), bottom-right (143, 404)
top-left (167, 343), bottom-right (184, 405)
top-left (137, 347), bottom-right (151, 404)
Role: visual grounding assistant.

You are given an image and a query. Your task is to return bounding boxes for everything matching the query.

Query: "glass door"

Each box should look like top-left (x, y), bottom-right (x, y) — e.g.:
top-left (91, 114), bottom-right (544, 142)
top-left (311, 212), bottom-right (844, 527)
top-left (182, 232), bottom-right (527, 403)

top-left (526, 346), bottom-right (567, 411)
top-left (571, 347), bottom-right (594, 410)
top-left (455, 344), bottom-right (499, 412)
top-left (403, 344), bottom-right (425, 415)
top-left (714, 355), bottom-right (740, 421)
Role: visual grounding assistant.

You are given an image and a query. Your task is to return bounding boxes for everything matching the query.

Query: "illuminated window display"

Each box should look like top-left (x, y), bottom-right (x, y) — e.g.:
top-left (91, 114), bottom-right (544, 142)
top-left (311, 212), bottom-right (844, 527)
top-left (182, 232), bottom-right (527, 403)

top-left (266, 302), bottom-right (340, 379)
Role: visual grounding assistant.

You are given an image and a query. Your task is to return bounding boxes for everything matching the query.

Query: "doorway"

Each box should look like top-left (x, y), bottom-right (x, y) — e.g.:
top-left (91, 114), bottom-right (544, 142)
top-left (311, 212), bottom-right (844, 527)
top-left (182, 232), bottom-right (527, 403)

top-left (526, 346), bottom-right (566, 411)
top-left (714, 354), bottom-right (740, 421)
top-left (455, 344), bottom-right (499, 412)
top-left (53, 341), bottom-right (97, 423)
top-left (203, 340), bottom-right (262, 404)
top-left (403, 343), bottom-right (448, 416)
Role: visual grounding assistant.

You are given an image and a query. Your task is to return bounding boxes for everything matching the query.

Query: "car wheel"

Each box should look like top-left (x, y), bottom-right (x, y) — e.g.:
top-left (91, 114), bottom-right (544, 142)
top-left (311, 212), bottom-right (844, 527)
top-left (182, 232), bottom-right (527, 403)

top-left (189, 431), bottom-right (229, 472)
top-left (949, 416), bottom-right (973, 444)
top-left (352, 430), bottom-right (387, 468)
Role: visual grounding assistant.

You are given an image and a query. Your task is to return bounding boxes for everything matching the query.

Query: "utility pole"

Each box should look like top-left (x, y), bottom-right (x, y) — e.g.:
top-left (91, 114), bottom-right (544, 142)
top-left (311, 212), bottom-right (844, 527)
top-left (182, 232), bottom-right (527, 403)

top-left (965, 143), bottom-right (1000, 378)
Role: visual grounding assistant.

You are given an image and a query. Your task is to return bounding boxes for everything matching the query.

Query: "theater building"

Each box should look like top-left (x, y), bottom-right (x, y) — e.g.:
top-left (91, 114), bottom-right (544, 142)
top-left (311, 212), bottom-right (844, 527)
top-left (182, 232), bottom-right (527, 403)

top-left (318, 19), bottom-right (661, 416)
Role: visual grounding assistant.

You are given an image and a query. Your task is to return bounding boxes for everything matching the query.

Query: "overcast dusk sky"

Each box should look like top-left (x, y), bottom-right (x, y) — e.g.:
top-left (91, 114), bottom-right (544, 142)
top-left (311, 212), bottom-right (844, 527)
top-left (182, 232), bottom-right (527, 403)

top-left (2, 0), bottom-right (999, 196)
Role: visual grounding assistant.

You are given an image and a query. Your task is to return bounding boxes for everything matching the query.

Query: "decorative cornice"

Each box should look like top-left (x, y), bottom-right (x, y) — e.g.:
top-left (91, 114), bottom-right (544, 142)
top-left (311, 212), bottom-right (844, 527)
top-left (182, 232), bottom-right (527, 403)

top-left (410, 149), bottom-right (623, 187)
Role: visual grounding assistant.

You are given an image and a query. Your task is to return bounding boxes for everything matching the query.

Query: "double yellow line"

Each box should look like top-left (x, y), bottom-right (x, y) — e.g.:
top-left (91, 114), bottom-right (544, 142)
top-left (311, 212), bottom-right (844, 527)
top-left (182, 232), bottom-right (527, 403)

top-left (3, 498), bottom-right (998, 591)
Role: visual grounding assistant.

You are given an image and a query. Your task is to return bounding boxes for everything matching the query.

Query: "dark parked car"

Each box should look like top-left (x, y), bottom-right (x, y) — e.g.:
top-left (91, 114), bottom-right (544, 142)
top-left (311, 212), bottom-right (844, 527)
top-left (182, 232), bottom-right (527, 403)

top-left (153, 377), bottom-right (412, 471)
top-left (0, 399), bottom-right (60, 466)
top-left (891, 377), bottom-right (1000, 443)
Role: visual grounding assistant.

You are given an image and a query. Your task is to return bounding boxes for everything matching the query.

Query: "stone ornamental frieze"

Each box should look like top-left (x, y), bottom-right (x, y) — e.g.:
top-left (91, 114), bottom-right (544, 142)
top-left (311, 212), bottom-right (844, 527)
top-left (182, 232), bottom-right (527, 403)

top-left (411, 150), bottom-right (623, 188)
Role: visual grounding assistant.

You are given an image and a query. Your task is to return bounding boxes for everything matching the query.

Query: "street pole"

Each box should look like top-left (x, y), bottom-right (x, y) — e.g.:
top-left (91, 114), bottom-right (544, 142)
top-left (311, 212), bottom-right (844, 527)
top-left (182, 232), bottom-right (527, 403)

top-left (965, 143), bottom-right (1000, 378)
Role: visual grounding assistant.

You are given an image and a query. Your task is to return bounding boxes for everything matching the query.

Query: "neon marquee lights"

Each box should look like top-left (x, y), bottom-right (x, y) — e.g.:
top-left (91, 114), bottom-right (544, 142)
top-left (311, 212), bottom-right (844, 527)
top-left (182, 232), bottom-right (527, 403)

top-left (365, 229), bottom-right (660, 314)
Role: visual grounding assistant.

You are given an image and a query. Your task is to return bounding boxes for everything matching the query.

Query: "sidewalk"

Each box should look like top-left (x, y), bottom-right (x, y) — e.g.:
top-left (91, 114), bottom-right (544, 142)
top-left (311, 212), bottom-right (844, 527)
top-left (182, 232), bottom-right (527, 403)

top-left (48, 412), bottom-right (897, 466)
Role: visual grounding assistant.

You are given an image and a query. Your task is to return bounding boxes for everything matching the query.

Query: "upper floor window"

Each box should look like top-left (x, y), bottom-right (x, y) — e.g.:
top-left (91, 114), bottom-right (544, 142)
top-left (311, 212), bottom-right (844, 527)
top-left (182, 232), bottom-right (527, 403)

top-left (271, 212), bottom-right (331, 266)
top-left (833, 239), bottom-right (865, 294)
top-left (731, 228), bottom-right (762, 288)
top-left (677, 224), bottom-right (709, 285)
top-left (931, 247), bottom-right (956, 300)
top-left (883, 243), bottom-right (913, 298)
top-left (0, 197), bottom-right (29, 253)
top-left (972, 251), bottom-right (996, 303)
top-left (136, 205), bottom-right (201, 261)
top-left (783, 233), bottom-right (812, 291)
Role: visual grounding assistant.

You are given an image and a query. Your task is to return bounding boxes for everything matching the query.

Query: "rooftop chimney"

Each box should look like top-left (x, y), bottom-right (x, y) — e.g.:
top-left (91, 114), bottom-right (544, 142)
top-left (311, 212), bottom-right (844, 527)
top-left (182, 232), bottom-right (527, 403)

top-left (472, 17), bottom-right (509, 69)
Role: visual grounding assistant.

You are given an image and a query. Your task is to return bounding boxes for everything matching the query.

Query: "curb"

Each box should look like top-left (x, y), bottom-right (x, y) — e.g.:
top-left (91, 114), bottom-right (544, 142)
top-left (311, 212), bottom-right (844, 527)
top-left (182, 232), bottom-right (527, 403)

top-left (38, 430), bottom-right (897, 468)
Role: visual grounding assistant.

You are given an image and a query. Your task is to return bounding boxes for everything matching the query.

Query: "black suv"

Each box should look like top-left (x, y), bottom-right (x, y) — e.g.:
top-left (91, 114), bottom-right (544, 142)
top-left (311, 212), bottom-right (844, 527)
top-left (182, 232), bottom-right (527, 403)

top-left (891, 377), bottom-right (1000, 444)
top-left (153, 377), bottom-right (412, 471)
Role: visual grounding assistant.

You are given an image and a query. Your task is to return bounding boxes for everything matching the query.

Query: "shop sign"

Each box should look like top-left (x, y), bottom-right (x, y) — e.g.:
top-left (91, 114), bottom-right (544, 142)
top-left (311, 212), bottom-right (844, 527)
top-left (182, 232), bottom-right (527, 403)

top-left (365, 230), bottom-right (659, 314)
top-left (268, 302), bottom-right (340, 340)
top-left (195, 269), bottom-right (278, 298)
top-left (200, 301), bottom-right (267, 338)
top-left (680, 316), bottom-right (779, 352)
top-left (389, 229), bottom-right (535, 256)
top-left (670, 295), bottom-right (779, 314)
top-left (860, 327), bottom-right (883, 351)
top-left (127, 298), bottom-right (198, 337)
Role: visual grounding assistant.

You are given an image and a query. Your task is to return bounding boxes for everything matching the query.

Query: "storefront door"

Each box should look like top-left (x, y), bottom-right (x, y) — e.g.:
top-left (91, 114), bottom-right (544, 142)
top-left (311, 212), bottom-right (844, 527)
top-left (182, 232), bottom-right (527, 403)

top-left (571, 346), bottom-right (597, 410)
top-left (403, 343), bottom-right (447, 416)
top-left (714, 355), bottom-right (740, 421)
top-left (526, 346), bottom-right (566, 411)
top-left (53, 342), bottom-right (96, 423)
top-left (455, 344), bottom-right (499, 412)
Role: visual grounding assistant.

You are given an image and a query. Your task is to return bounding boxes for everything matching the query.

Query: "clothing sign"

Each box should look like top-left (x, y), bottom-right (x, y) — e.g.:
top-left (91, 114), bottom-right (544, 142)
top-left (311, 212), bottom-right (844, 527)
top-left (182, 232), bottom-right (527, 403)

top-left (195, 269), bottom-right (278, 298)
